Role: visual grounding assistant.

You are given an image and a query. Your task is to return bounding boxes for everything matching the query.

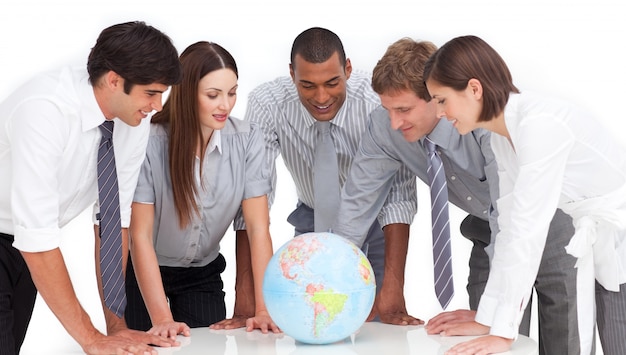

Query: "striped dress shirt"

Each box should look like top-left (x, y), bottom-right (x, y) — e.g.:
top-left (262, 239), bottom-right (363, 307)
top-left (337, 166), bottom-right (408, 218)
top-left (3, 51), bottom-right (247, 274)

top-left (234, 71), bottom-right (415, 230)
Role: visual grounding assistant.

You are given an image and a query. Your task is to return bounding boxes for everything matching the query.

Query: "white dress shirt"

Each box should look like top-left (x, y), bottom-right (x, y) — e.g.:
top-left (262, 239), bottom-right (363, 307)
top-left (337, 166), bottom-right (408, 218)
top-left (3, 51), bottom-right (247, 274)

top-left (476, 90), bottom-right (626, 338)
top-left (0, 66), bottom-right (150, 252)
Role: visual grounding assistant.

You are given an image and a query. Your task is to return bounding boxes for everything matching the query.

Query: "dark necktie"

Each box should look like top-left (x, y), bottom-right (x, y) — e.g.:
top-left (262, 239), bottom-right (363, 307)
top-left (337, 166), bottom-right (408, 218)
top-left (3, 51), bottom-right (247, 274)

top-left (313, 121), bottom-right (340, 232)
top-left (425, 138), bottom-right (454, 309)
top-left (97, 120), bottom-right (126, 317)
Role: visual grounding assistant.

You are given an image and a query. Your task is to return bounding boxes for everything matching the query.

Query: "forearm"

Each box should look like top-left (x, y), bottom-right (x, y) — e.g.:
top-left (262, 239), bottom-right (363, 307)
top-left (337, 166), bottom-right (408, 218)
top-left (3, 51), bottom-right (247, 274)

top-left (247, 228), bottom-right (273, 314)
top-left (21, 248), bottom-right (102, 346)
top-left (128, 203), bottom-right (172, 325)
top-left (130, 238), bottom-right (173, 325)
top-left (381, 223), bottom-right (410, 292)
top-left (234, 229), bottom-right (255, 316)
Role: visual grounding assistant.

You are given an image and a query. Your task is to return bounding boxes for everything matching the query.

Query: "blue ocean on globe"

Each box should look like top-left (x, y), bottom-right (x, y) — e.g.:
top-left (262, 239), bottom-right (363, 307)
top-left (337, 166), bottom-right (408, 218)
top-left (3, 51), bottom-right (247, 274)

top-left (262, 232), bottom-right (376, 344)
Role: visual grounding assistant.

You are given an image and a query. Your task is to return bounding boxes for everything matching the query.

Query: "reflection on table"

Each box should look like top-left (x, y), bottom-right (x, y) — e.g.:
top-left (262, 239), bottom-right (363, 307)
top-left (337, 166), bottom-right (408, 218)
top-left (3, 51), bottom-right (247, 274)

top-left (157, 322), bottom-right (538, 355)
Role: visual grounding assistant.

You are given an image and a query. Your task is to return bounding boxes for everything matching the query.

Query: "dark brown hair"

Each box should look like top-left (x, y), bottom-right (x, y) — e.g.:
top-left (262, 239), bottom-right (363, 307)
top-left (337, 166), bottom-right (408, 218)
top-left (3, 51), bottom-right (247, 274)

top-left (152, 41), bottom-right (238, 227)
top-left (87, 21), bottom-right (182, 93)
top-left (423, 35), bottom-right (519, 121)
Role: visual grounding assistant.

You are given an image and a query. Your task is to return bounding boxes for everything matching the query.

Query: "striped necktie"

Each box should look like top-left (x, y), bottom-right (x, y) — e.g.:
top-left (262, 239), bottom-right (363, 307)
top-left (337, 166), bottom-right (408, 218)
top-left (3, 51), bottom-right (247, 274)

top-left (425, 138), bottom-right (454, 309)
top-left (97, 120), bottom-right (126, 317)
top-left (313, 121), bottom-right (340, 232)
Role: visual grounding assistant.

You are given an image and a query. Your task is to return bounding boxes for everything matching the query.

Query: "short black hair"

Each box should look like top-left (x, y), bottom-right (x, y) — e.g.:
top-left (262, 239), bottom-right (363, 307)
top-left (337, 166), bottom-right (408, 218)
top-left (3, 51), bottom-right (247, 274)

top-left (87, 21), bottom-right (182, 93)
top-left (290, 27), bottom-right (346, 70)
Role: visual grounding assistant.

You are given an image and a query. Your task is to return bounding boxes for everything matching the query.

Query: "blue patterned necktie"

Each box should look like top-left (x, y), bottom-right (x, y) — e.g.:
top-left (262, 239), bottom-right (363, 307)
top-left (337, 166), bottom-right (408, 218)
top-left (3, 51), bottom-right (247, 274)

top-left (313, 121), bottom-right (340, 233)
top-left (97, 120), bottom-right (126, 317)
top-left (424, 138), bottom-right (454, 309)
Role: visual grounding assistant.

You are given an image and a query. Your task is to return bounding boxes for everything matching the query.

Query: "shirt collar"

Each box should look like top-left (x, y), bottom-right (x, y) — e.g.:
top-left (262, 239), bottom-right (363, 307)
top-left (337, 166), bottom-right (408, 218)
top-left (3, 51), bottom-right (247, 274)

top-left (76, 71), bottom-right (107, 132)
top-left (421, 118), bottom-right (456, 150)
top-left (206, 129), bottom-right (222, 154)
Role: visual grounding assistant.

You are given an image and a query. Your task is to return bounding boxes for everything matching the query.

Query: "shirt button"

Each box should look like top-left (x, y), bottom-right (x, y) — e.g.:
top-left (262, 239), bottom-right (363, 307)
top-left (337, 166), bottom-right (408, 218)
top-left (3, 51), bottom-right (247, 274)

top-left (483, 210), bottom-right (488, 214)
top-left (450, 175), bottom-right (456, 181)
top-left (466, 196), bottom-right (472, 201)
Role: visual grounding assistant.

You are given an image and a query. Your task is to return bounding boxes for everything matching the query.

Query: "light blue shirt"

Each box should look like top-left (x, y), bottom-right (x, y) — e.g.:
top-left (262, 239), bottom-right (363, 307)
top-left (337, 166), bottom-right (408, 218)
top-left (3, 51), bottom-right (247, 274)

top-left (134, 117), bottom-right (270, 267)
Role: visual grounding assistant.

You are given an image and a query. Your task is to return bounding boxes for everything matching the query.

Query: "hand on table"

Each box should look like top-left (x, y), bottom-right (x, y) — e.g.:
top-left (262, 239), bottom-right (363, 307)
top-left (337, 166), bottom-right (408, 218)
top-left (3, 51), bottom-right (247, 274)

top-left (82, 332), bottom-right (157, 355)
top-left (444, 335), bottom-right (514, 355)
top-left (210, 315), bottom-right (249, 330)
top-left (113, 327), bottom-right (179, 348)
top-left (210, 312), bottom-right (281, 334)
top-left (425, 309), bottom-right (477, 334)
top-left (367, 285), bottom-right (424, 326)
top-left (245, 311), bottom-right (281, 334)
top-left (148, 321), bottom-right (190, 342)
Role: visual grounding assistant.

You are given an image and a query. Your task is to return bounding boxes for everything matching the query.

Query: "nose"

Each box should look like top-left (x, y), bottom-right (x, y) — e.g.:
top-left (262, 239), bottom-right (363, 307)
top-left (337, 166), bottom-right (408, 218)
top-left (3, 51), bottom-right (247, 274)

top-left (436, 107), bottom-right (446, 119)
top-left (313, 87), bottom-right (330, 104)
top-left (389, 112), bottom-right (403, 130)
top-left (152, 94), bottom-right (163, 112)
top-left (218, 96), bottom-right (232, 111)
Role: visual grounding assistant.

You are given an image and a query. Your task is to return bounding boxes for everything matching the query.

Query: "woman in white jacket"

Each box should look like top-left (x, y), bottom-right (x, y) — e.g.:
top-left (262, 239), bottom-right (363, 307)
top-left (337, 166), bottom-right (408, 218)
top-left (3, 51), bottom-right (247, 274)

top-left (423, 35), bottom-right (626, 355)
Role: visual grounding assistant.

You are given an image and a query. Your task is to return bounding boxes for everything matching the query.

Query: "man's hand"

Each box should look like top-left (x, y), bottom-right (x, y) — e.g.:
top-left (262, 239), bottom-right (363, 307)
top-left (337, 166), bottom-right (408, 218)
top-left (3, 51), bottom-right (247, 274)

top-left (368, 284), bottom-right (424, 325)
top-left (425, 309), bottom-right (476, 334)
top-left (112, 327), bottom-right (179, 348)
top-left (427, 321), bottom-right (490, 336)
top-left (370, 224), bottom-right (423, 326)
top-left (147, 321), bottom-right (190, 341)
top-left (82, 332), bottom-right (157, 355)
top-left (444, 335), bottom-right (514, 355)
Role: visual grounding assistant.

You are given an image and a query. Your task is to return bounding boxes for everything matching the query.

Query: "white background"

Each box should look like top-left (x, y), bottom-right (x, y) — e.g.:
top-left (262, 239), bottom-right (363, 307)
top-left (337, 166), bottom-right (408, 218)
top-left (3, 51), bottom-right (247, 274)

top-left (1, 0), bottom-right (624, 353)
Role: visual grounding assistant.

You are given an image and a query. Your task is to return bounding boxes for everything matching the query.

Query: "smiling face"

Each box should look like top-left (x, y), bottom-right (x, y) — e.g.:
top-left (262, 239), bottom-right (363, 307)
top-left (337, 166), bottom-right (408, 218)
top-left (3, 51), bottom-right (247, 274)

top-left (106, 75), bottom-right (169, 127)
top-left (379, 89), bottom-right (439, 142)
top-left (426, 79), bottom-right (484, 135)
top-left (290, 52), bottom-right (351, 122)
top-left (197, 68), bottom-right (238, 133)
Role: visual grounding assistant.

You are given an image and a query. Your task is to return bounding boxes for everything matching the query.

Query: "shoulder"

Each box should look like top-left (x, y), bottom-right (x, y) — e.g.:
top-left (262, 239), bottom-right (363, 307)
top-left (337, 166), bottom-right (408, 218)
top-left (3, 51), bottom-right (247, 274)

top-left (145, 123), bottom-right (169, 153)
top-left (346, 70), bottom-right (380, 105)
top-left (248, 76), bottom-right (298, 104)
top-left (221, 116), bottom-right (251, 135)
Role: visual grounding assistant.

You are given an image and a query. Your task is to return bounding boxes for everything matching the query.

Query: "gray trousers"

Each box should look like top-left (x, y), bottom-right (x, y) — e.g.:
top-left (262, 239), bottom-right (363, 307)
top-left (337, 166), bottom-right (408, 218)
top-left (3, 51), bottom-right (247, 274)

top-left (460, 210), bottom-right (583, 355)
top-left (596, 281), bottom-right (626, 355)
top-left (287, 202), bottom-right (385, 294)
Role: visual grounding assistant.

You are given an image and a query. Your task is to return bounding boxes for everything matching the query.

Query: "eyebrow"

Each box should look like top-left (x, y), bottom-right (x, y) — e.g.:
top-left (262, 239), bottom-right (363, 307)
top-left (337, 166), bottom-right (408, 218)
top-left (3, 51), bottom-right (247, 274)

top-left (299, 76), bottom-right (341, 85)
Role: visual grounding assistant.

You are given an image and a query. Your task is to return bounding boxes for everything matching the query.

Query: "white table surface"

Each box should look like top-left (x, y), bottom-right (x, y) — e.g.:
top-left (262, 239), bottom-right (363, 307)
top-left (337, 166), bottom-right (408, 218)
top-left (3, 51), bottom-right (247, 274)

top-left (156, 322), bottom-right (538, 355)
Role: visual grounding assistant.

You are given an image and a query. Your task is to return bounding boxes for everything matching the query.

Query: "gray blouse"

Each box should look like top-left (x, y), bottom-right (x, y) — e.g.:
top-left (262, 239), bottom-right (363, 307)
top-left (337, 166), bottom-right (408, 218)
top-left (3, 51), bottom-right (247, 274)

top-left (133, 117), bottom-right (271, 267)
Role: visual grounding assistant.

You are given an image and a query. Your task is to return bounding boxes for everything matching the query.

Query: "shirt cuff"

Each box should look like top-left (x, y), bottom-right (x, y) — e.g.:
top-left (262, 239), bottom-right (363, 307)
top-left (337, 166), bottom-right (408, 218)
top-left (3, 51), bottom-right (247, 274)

top-left (476, 294), bottom-right (521, 340)
top-left (12, 225), bottom-right (61, 252)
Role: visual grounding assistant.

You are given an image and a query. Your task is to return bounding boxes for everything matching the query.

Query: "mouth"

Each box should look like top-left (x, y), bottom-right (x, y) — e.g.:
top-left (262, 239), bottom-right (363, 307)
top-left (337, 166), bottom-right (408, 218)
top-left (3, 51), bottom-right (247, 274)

top-left (312, 102), bottom-right (332, 114)
top-left (140, 110), bottom-right (151, 118)
top-left (213, 114), bottom-right (228, 122)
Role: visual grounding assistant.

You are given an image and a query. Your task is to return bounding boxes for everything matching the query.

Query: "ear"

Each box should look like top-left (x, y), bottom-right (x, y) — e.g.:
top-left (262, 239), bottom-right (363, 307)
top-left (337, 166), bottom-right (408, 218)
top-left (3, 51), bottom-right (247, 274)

top-left (103, 70), bottom-right (123, 91)
top-left (467, 78), bottom-right (483, 100)
top-left (289, 63), bottom-right (295, 82)
top-left (344, 58), bottom-right (353, 79)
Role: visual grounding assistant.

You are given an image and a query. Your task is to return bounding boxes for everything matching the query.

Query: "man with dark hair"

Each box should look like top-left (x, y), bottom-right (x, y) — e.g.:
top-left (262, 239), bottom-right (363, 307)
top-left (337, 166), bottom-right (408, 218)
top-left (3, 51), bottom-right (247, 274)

top-left (222, 27), bottom-right (413, 328)
top-left (0, 21), bottom-right (182, 355)
top-left (332, 37), bottom-right (581, 355)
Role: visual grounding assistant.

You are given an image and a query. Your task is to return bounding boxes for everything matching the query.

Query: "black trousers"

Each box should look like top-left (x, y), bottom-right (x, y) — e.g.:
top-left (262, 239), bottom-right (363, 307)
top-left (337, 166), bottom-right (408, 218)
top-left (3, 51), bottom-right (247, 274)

top-left (124, 253), bottom-right (227, 331)
top-left (0, 233), bottom-right (37, 355)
